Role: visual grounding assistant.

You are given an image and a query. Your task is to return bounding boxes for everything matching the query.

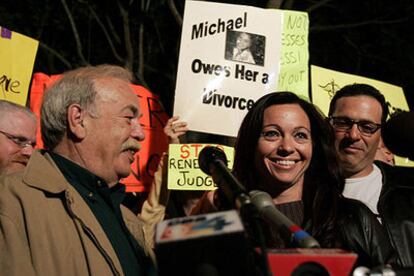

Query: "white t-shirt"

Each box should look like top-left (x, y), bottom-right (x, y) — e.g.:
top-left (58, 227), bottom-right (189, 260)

top-left (343, 164), bottom-right (382, 215)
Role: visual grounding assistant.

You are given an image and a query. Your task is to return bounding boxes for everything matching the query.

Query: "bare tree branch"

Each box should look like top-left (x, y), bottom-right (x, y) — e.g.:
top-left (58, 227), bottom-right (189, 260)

top-left (343, 35), bottom-right (362, 72)
top-left (266, 0), bottom-right (283, 9)
top-left (39, 42), bottom-right (72, 69)
top-left (118, 2), bottom-right (134, 72)
top-left (86, 4), bottom-right (124, 63)
top-left (145, 0), bottom-right (151, 12)
top-left (105, 15), bottom-right (121, 44)
top-left (138, 23), bottom-right (147, 86)
top-left (167, 0), bottom-right (182, 26)
top-left (306, 0), bottom-right (335, 13)
top-left (153, 21), bottom-right (166, 55)
top-left (311, 16), bottom-right (411, 32)
top-left (60, 0), bottom-right (88, 65)
top-left (282, 0), bottom-right (295, 10)
top-left (137, 0), bottom-right (148, 87)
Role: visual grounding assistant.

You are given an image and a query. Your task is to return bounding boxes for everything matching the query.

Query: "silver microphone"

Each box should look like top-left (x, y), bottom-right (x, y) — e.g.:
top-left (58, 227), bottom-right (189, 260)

top-left (249, 190), bottom-right (320, 248)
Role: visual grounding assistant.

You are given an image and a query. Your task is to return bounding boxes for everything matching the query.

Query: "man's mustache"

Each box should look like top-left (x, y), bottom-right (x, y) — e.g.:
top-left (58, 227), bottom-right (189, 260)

top-left (121, 140), bottom-right (141, 152)
top-left (339, 138), bottom-right (361, 150)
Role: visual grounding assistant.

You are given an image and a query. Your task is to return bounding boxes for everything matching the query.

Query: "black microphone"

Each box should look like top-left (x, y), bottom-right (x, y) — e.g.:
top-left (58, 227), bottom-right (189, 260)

top-left (198, 147), bottom-right (273, 276)
top-left (198, 146), bottom-right (250, 208)
top-left (249, 190), bottom-right (321, 248)
top-left (383, 111), bottom-right (414, 160)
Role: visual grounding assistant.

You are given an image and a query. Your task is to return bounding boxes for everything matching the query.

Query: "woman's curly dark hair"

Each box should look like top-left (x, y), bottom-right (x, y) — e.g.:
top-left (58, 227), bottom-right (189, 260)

top-left (233, 92), bottom-right (344, 247)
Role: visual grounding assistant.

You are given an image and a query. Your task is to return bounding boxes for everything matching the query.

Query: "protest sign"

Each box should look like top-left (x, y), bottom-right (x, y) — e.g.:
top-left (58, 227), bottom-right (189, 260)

top-left (277, 10), bottom-right (309, 99)
top-left (311, 65), bottom-right (409, 116)
top-left (30, 73), bottom-right (169, 192)
top-left (311, 65), bottom-right (412, 167)
top-left (0, 27), bottom-right (39, 106)
top-left (168, 144), bottom-right (234, 190)
top-left (174, 1), bottom-right (309, 137)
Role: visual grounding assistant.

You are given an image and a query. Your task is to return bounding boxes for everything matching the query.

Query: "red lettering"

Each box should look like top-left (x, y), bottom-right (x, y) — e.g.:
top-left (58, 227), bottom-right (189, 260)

top-left (192, 144), bottom-right (203, 158)
top-left (180, 144), bottom-right (190, 159)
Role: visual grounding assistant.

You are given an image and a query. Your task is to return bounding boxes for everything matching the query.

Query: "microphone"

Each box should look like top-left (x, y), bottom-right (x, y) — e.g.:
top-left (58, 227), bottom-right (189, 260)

top-left (382, 111), bottom-right (414, 160)
top-left (198, 146), bottom-right (250, 208)
top-left (353, 265), bottom-right (414, 276)
top-left (155, 210), bottom-right (251, 276)
top-left (249, 190), bottom-right (321, 248)
top-left (198, 147), bottom-right (273, 276)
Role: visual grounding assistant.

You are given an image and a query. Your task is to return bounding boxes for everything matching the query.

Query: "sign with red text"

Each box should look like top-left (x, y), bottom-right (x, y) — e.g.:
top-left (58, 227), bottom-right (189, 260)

top-left (167, 143), bottom-right (234, 190)
top-left (29, 72), bottom-right (169, 192)
top-left (0, 27), bottom-right (39, 106)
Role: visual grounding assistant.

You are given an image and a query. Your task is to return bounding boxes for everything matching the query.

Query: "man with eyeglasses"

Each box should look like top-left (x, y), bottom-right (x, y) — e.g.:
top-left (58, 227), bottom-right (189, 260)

top-left (0, 100), bottom-right (36, 175)
top-left (328, 83), bottom-right (414, 267)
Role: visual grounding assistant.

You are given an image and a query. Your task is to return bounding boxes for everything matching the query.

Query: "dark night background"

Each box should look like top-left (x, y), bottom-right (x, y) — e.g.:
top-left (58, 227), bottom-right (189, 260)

top-left (1, 0), bottom-right (414, 112)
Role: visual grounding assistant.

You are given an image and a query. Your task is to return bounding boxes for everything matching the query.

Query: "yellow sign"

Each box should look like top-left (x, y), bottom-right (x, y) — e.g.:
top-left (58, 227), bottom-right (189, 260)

top-left (311, 65), bottom-right (412, 167)
top-left (0, 27), bottom-right (39, 106)
top-left (311, 65), bottom-right (409, 116)
top-left (277, 11), bottom-right (309, 100)
top-left (168, 144), bottom-right (234, 190)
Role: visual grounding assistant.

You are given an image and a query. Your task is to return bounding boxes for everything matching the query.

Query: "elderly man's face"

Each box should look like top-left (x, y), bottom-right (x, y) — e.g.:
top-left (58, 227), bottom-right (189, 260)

top-left (83, 78), bottom-right (145, 185)
top-left (0, 111), bottom-right (36, 175)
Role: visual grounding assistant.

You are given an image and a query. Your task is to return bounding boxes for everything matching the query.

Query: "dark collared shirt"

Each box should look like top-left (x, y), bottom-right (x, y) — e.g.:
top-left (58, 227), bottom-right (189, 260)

top-left (50, 152), bottom-right (155, 276)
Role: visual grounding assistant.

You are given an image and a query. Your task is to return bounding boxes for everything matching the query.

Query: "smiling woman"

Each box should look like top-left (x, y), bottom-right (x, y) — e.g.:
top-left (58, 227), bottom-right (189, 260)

top-left (254, 103), bottom-right (312, 203)
top-left (230, 92), bottom-right (397, 267)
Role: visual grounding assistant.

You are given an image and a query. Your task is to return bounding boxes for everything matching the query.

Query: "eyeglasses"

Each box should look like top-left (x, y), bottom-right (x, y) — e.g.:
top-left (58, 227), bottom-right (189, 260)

top-left (0, 130), bottom-right (36, 148)
top-left (329, 117), bottom-right (382, 136)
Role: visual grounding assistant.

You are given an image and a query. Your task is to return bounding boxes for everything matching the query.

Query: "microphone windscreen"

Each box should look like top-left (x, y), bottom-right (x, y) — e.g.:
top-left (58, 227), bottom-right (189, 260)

top-left (198, 146), bottom-right (228, 175)
top-left (250, 190), bottom-right (293, 228)
top-left (249, 190), bottom-right (275, 210)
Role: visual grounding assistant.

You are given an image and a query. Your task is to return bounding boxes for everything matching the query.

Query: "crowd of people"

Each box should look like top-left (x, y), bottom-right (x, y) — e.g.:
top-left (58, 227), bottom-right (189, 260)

top-left (0, 64), bottom-right (413, 275)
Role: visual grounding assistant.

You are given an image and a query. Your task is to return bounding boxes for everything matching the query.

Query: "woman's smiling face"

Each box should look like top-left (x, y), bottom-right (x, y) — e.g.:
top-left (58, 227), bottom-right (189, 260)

top-left (255, 104), bottom-right (313, 190)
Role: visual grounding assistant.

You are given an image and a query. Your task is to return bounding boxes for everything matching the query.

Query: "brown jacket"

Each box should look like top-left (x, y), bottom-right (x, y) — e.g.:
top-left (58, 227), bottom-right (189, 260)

top-left (0, 150), bottom-right (156, 276)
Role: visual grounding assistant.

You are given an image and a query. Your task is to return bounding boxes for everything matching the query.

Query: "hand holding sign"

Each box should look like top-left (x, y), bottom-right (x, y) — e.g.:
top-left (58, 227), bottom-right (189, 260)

top-left (164, 116), bottom-right (189, 144)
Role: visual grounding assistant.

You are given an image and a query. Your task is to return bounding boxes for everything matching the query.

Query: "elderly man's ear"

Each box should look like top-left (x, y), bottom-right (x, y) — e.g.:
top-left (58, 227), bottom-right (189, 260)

top-left (67, 104), bottom-right (88, 139)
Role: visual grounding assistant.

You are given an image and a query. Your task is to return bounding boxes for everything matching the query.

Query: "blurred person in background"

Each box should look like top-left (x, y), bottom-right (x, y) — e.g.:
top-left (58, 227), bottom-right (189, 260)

top-left (0, 100), bottom-right (36, 175)
top-left (375, 137), bottom-right (395, 166)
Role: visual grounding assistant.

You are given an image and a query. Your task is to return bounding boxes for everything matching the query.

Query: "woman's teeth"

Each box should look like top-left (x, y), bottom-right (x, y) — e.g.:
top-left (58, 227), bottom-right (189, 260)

top-left (275, 160), bottom-right (295, 165)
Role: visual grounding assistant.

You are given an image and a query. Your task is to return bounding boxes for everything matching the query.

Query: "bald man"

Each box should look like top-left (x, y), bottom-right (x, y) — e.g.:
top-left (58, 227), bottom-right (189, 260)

top-left (0, 100), bottom-right (36, 175)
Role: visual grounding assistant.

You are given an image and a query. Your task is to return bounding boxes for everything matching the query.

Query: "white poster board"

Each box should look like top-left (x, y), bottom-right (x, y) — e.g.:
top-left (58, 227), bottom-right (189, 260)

top-left (174, 1), bottom-right (288, 137)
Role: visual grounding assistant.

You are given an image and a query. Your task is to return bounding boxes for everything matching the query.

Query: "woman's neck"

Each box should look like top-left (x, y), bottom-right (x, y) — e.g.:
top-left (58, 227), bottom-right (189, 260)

top-left (265, 179), bottom-right (303, 205)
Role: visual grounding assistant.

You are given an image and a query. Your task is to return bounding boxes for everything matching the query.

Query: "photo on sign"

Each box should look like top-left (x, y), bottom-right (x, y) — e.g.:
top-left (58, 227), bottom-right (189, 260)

top-left (224, 30), bottom-right (266, 66)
